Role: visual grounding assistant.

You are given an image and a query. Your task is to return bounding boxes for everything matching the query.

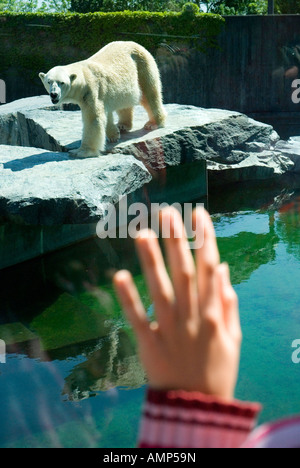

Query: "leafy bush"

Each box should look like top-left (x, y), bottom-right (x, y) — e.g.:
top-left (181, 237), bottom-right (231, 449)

top-left (181, 2), bottom-right (200, 15)
top-left (276, 0), bottom-right (300, 13)
top-left (70, 0), bottom-right (189, 13)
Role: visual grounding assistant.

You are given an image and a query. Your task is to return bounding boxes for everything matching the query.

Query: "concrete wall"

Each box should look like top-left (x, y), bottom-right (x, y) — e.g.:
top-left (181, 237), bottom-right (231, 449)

top-left (162, 15), bottom-right (300, 112)
top-left (159, 15), bottom-right (300, 137)
top-left (1, 15), bottom-right (300, 137)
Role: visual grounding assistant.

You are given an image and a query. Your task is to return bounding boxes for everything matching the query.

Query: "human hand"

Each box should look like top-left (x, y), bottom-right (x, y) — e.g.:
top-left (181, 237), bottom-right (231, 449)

top-left (113, 207), bottom-right (241, 401)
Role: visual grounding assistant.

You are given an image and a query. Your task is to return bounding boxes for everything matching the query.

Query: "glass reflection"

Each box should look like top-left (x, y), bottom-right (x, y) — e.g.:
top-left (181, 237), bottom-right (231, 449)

top-left (1, 188), bottom-right (300, 446)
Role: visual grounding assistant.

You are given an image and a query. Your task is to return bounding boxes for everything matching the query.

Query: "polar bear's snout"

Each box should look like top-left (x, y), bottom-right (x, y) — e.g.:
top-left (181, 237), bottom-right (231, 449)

top-left (50, 85), bottom-right (61, 104)
top-left (50, 92), bottom-right (59, 103)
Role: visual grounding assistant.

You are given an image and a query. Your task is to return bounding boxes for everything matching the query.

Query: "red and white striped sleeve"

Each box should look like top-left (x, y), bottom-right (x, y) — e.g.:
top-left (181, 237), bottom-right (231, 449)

top-left (138, 388), bottom-right (261, 449)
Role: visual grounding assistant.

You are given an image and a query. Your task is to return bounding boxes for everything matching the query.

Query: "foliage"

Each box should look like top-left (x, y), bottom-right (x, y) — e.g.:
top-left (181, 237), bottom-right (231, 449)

top-left (181, 2), bottom-right (200, 15)
top-left (69, 0), bottom-right (190, 13)
top-left (247, 0), bottom-right (267, 14)
top-left (0, 0), bottom-right (71, 12)
top-left (69, 0), bottom-right (269, 15)
top-left (201, 0), bottom-right (268, 14)
top-left (276, 0), bottom-right (300, 13)
top-left (0, 0), bottom-right (39, 11)
top-left (2, 0), bottom-right (298, 15)
top-left (203, 0), bottom-right (300, 14)
top-left (40, 0), bottom-right (71, 12)
top-left (0, 11), bottom-right (224, 82)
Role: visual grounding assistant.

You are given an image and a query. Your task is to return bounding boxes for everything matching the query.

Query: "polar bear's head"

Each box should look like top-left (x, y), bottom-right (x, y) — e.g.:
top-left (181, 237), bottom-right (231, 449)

top-left (39, 67), bottom-right (77, 105)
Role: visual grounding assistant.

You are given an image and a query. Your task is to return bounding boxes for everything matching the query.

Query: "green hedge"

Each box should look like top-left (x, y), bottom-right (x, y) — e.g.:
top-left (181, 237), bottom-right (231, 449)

top-left (70, 0), bottom-right (188, 13)
top-left (0, 11), bottom-right (224, 80)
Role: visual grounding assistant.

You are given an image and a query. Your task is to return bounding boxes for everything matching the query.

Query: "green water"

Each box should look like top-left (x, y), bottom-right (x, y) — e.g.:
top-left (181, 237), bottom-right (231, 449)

top-left (1, 187), bottom-right (300, 447)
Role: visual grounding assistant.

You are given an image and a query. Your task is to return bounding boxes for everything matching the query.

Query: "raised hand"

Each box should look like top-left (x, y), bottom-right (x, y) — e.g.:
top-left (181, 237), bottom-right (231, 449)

top-left (114, 207), bottom-right (241, 401)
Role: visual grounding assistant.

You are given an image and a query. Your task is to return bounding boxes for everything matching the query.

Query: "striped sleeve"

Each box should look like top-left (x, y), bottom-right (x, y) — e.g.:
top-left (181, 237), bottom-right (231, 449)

top-left (138, 388), bottom-right (261, 449)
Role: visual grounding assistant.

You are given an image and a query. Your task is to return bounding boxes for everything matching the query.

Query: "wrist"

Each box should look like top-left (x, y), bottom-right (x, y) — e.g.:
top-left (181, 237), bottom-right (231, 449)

top-left (146, 387), bottom-right (260, 413)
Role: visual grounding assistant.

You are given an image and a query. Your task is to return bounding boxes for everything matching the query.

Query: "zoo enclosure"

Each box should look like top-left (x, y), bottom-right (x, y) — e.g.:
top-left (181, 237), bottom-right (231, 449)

top-left (0, 13), bottom-right (300, 137)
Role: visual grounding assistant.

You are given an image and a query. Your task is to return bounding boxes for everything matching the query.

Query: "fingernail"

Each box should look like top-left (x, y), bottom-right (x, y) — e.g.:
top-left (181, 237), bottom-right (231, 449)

top-left (113, 270), bottom-right (130, 284)
top-left (136, 229), bottom-right (158, 240)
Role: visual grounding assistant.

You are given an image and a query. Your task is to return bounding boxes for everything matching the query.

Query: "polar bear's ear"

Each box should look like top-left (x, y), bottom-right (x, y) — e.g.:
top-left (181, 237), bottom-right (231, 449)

top-left (39, 72), bottom-right (46, 82)
top-left (70, 74), bottom-right (77, 84)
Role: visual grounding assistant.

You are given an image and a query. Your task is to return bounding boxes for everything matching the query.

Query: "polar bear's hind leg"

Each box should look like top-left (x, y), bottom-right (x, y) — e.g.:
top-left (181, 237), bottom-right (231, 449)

top-left (133, 48), bottom-right (167, 130)
top-left (141, 91), bottom-right (166, 131)
top-left (117, 107), bottom-right (134, 133)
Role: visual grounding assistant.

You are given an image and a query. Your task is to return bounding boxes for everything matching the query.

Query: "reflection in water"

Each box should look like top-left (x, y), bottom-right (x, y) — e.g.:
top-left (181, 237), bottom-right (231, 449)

top-left (277, 195), bottom-right (300, 262)
top-left (272, 42), bottom-right (300, 97)
top-left (1, 188), bottom-right (300, 446)
top-left (63, 328), bottom-right (146, 401)
top-left (280, 44), bottom-right (300, 80)
top-left (156, 44), bottom-right (191, 103)
top-left (216, 213), bottom-right (278, 285)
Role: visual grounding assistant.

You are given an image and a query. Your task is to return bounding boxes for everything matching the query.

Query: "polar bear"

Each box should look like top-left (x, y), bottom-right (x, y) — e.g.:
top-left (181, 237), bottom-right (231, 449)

top-left (39, 41), bottom-right (167, 158)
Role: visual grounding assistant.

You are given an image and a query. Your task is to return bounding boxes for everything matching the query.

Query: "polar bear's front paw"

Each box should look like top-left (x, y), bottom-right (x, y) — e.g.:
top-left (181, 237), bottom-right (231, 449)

top-left (107, 135), bottom-right (120, 143)
top-left (106, 127), bottom-right (121, 143)
top-left (69, 148), bottom-right (100, 158)
top-left (144, 121), bottom-right (159, 131)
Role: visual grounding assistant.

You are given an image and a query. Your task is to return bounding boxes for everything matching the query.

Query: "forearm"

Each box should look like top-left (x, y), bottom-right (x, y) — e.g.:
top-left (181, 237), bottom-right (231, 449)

top-left (138, 388), bottom-right (261, 449)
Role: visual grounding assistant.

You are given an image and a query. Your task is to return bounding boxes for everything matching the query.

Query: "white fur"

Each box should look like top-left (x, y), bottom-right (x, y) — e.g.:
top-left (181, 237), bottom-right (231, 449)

top-left (39, 41), bottom-right (167, 158)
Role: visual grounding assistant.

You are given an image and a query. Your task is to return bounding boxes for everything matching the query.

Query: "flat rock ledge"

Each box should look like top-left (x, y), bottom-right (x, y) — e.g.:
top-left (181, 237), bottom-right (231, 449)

top-left (0, 146), bottom-right (151, 224)
top-left (0, 96), bottom-right (299, 225)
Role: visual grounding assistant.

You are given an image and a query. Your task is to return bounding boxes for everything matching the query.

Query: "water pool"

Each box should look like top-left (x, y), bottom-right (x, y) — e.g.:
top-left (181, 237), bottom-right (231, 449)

top-left (1, 186), bottom-right (300, 448)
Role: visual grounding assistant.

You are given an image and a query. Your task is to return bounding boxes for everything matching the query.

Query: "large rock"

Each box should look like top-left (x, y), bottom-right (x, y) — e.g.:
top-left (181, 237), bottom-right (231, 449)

top-left (207, 150), bottom-right (295, 186)
top-left (111, 104), bottom-right (281, 169)
top-left (275, 137), bottom-right (300, 173)
top-left (0, 96), bottom-right (282, 164)
top-left (0, 145), bottom-right (151, 225)
top-left (0, 96), bottom-right (82, 151)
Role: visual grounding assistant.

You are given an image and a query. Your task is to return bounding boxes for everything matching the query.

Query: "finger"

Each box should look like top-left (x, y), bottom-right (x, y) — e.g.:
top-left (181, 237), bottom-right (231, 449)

top-left (217, 263), bottom-right (241, 340)
top-left (160, 207), bottom-right (198, 320)
top-left (113, 270), bottom-right (149, 336)
top-left (135, 230), bottom-right (175, 327)
top-left (192, 208), bottom-right (220, 310)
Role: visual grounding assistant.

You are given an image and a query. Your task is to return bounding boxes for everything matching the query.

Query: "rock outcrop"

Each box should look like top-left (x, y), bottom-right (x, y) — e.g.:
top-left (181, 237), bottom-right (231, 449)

top-left (0, 145), bottom-right (151, 225)
top-left (275, 137), bottom-right (300, 173)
